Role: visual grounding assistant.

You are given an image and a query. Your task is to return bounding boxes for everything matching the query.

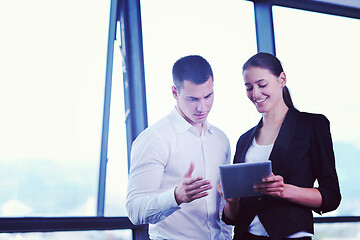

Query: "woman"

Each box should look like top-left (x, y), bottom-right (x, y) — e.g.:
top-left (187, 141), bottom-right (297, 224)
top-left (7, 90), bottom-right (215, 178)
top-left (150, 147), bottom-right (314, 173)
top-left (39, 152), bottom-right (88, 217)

top-left (220, 52), bottom-right (341, 240)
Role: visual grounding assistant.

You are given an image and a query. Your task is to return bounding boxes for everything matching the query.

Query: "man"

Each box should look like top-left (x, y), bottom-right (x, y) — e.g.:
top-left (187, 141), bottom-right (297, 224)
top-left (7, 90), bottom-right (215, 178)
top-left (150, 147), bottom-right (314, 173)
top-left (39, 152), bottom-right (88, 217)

top-left (126, 55), bottom-right (232, 239)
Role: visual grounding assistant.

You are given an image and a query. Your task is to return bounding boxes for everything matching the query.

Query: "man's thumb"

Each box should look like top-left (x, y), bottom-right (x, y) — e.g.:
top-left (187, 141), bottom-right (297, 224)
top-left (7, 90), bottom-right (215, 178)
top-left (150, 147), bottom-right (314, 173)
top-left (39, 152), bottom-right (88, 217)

top-left (184, 161), bottom-right (194, 178)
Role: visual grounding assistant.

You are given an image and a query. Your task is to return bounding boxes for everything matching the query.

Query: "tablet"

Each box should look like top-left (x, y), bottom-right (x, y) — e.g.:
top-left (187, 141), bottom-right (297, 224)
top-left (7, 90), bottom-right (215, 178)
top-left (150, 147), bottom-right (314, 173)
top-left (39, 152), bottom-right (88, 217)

top-left (219, 161), bottom-right (272, 198)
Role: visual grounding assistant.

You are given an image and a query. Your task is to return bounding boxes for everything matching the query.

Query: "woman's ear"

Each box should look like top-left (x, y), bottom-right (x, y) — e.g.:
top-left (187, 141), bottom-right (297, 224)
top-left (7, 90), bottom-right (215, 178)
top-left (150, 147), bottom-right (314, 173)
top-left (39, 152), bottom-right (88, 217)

top-left (279, 72), bottom-right (287, 88)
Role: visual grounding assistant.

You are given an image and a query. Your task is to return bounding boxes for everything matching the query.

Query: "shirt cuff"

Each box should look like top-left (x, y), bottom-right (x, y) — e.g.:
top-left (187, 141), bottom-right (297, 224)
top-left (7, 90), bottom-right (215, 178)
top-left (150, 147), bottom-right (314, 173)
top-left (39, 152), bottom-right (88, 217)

top-left (157, 187), bottom-right (181, 217)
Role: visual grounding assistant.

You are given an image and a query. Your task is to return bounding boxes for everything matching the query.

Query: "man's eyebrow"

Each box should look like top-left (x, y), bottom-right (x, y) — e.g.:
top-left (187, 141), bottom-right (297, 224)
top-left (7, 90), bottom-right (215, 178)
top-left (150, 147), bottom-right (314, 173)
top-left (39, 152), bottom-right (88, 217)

top-left (187, 91), bottom-right (214, 99)
top-left (187, 96), bottom-right (199, 100)
top-left (205, 91), bottom-right (214, 98)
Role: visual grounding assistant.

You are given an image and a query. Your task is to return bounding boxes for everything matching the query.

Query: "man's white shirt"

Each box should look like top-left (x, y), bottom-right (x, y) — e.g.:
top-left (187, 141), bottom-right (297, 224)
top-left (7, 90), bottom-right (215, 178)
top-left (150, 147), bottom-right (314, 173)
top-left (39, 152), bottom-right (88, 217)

top-left (126, 107), bottom-right (233, 240)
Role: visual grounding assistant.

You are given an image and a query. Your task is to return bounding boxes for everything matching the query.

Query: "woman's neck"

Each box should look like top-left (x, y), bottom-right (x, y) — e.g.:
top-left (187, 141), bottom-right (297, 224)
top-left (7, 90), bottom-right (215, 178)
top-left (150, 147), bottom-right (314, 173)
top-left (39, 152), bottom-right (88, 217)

top-left (262, 103), bottom-right (289, 127)
top-left (256, 103), bottom-right (289, 145)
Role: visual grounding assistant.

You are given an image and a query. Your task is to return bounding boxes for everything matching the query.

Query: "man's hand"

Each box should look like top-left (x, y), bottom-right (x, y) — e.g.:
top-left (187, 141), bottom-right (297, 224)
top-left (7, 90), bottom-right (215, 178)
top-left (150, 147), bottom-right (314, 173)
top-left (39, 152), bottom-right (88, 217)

top-left (174, 162), bottom-right (212, 205)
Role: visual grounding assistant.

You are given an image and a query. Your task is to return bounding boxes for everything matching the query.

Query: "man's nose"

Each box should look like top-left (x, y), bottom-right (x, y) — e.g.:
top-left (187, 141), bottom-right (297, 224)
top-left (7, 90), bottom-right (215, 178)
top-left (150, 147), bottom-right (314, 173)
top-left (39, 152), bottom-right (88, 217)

top-left (197, 99), bottom-right (205, 111)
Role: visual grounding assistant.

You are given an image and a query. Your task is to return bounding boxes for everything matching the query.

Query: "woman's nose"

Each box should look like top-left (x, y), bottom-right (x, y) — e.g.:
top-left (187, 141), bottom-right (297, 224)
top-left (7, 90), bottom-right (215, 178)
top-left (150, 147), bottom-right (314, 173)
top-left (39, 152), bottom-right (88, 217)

top-left (252, 87), bottom-right (259, 99)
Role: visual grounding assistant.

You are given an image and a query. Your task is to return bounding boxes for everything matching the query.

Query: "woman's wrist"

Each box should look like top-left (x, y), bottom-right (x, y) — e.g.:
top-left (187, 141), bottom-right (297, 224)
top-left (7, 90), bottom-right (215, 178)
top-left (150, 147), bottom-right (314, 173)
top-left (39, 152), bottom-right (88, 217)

top-left (225, 198), bottom-right (240, 207)
top-left (224, 200), bottom-right (240, 220)
top-left (279, 184), bottom-right (322, 208)
top-left (280, 184), bottom-right (291, 199)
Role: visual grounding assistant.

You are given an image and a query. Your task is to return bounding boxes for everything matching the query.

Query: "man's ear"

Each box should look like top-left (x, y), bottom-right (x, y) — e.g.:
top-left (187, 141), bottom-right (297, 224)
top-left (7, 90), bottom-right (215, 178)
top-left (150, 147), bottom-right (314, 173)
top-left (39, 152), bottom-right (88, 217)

top-left (279, 72), bottom-right (287, 88)
top-left (172, 85), bottom-right (178, 99)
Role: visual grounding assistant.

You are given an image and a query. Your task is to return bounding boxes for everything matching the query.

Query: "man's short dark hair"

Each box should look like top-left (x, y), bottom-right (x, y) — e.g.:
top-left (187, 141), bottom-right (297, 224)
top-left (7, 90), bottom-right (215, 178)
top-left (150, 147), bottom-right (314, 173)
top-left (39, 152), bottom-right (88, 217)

top-left (172, 55), bottom-right (213, 90)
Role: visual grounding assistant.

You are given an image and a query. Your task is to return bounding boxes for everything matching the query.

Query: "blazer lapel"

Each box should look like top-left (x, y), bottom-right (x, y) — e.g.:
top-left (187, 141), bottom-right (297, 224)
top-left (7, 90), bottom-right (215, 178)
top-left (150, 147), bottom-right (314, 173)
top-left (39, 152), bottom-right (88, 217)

top-left (237, 119), bottom-right (262, 163)
top-left (269, 107), bottom-right (300, 175)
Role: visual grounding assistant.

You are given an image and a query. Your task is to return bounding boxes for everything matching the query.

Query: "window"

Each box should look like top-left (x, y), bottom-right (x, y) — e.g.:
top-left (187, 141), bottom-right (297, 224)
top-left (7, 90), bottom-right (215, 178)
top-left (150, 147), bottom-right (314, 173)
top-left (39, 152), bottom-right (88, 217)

top-left (274, 5), bottom-right (360, 217)
top-left (140, 0), bottom-right (258, 152)
top-left (2, 1), bottom-right (359, 239)
top-left (0, 229), bottom-right (132, 240)
top-left (0, 0), bottom-right (110, 217)
top-left (104, 34), bottom-right (129, 217)
top-left (273, 6), bottom-right (360, 238)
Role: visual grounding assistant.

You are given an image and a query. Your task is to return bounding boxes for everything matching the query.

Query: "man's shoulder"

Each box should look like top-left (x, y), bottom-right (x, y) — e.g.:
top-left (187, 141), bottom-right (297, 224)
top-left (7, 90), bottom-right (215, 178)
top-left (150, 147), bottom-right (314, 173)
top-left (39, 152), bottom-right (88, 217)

top-left (209, 124), bottom-right (229, 140)
top-left (134, 114), bottom-right (174, 141)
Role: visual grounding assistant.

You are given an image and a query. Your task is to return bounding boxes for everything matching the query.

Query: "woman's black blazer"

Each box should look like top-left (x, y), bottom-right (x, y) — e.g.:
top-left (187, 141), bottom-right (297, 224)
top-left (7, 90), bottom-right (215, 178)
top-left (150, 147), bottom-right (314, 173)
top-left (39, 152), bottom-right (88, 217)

top-left (224, 107), bottom-right (341, 240)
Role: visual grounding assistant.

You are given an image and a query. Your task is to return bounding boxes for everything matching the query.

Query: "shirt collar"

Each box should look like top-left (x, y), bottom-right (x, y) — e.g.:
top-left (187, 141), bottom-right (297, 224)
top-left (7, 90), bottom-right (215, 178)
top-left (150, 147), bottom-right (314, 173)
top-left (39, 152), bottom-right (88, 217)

top-left (170, 107), bottom-right (213, 135)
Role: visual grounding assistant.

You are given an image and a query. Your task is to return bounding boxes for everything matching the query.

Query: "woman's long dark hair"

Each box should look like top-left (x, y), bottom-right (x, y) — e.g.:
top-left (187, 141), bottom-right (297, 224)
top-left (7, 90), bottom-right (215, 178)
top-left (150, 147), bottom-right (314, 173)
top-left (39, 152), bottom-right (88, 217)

top-left (242, 52), bottom-right (294, 109)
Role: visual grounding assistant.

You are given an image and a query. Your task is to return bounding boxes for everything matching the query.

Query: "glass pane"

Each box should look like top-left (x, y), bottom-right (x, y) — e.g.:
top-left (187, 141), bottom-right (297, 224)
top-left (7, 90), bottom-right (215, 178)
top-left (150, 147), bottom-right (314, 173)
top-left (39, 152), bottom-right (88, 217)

top-left (273, 6), bottom-right (360, 216)
top-left (0, 0), bottom-right (110, 216)
top-left (314, 222), bottom-right (360, 239)
top-left (140, 0), bottom-right (258, 152)
top-left (104, 37), bottom-right (129, 216)
top-left (0, 230), bottom-right (132, 240)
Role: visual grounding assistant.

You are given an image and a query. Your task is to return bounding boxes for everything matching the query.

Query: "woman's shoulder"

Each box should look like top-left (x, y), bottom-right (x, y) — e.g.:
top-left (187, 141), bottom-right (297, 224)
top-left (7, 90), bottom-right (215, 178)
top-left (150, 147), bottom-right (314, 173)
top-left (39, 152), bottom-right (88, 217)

top-left (298, 109), bottom-right (329, 120)
top-left (296, 109), bottom-right (330, 127)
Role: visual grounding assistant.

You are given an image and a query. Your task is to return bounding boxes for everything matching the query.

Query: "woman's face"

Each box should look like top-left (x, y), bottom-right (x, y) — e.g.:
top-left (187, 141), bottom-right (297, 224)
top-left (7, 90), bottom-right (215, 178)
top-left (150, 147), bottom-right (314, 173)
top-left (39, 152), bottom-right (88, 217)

top-left (243, 66), bottom-right (286, 114)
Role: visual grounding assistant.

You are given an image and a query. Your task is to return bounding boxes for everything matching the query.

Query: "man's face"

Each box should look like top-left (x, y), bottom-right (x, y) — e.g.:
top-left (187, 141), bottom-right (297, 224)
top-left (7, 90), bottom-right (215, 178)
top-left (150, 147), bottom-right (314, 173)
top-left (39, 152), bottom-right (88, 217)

top-left (173, 77), bottom-right (214, 128)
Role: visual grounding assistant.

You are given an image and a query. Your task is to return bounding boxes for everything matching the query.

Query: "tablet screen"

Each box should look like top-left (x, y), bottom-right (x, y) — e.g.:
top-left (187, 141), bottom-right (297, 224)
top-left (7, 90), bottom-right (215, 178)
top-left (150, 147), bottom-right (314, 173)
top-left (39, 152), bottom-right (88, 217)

top-left (219, 161), bottom-right (272, 198)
